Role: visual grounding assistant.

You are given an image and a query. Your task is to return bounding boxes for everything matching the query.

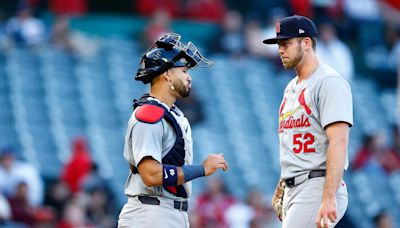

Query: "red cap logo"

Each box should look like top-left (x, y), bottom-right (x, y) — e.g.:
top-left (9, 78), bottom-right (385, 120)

top-left (276, 22), bottom-right (281, 34)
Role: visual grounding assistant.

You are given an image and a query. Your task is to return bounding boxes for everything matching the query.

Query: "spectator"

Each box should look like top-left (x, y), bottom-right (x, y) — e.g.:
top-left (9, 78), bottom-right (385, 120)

top-left (289, 0), bottom-right (312, 18)
top-left (380, 125), bottom-right (400, 173)
top-left (380, 0), bottom-right (400, 28)
top-left (247, 0), bottom-right (289, 22)
top-left (387, 27), bottom-right (400, 70)
top-left (143, 8), bottom-right (172, 48)
top-left (259, 7), bottom-right (287, 61)
top-left (0, 193), bottom-right (11, 223)
top-left (57, 200), bottom-right (92, 228)
top-left (195, 176), bottom-right (236, 228)
top-left (373, 210), bottom-right (394, 228)
top-left (392, 125), bottom-right (400, 153)
top-left (80, 163), bottom-right (110, 194)
top-left (383, 0), bottom-right (400, 11)
top-left (49, 16), bottom-right (76, 52)
top-left (286, 0), bottom-right (344, 22)
top-left (343, 0), bottom-right (381, 22)
top-left (44, 180), bottom-right (71, 221)
top-left (5, 5), bottom-right (45, 47)
top-left (244, 19), bottom-right (266, 58)
top-left (246, 189), bottom-right (279, 227)
top-left (352, 135), bottom-right (384, 173)
top-left (364, 25), bottom-right (398, 87)
top-left (134, 0), bottom-right (181, 18)
top-left (8, 181), bottom-right (55, 226)
top-left (188, 209), bottom-right (201, 228)
top-left (0, 148), bottom-right (44, 206)
top-left (316, 21), bottom-right (355, 81)
top-left (48, 15), bottom-right (100, 57)
top-left (351, 133), bottom-right (394, 175)
top-left (0, 11), bottom-right (8, 50)
top-left (217, 10), bottom-right (245, 57)
top-left (8, 182), bottom-right (36, 225)
top-left (343, 0), bottom-right (382, 50)
top-left (70, 32), bottom-right (101, 58)
top-left (224, 199), bottom-right (254, 228)
top-left (185, 0), bottom-right (226, 23)
top-left (61, 137), bottom-right (93, 194)
top-left (86, 187), bottom-right (115, 228)
top-left (49, 0), bottom-right (87, 16)
top-left (311, 0), bottom-right (343, 22)
top-left (0, 0), bottom-right (19, 19)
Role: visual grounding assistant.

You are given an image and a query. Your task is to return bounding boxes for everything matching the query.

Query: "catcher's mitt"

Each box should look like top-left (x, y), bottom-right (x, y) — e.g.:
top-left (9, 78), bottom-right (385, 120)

top-left (272, 179), bottom-right (285, 221)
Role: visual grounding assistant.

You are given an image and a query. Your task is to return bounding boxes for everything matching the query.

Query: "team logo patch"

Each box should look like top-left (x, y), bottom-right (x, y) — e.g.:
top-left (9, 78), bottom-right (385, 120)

top-left (298, 88), bottom-right (312, 115)
top-left (164, 169), bottom-right (168, 178)
top-left (276, 22), bottom-right (281, 34)
top-left (179, 58), bottom-right (188, 64)
top-left (169, 169), bottom-right (175, 176)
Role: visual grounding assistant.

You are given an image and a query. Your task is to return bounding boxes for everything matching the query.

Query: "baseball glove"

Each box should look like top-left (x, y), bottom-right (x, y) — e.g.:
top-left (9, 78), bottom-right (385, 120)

top-left (272, 179), bottom-right (285, 221)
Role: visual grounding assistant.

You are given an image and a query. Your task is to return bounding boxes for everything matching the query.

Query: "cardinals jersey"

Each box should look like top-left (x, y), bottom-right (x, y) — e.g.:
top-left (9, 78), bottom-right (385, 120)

top-left (278, 63), bottom-right (353, 179)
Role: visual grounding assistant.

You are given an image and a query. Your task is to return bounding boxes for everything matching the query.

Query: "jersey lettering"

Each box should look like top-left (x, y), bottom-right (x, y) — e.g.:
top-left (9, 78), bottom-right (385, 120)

top-left (303, 133), bottom-right (316, 153)
top-left (292, 132), bottom-right (315, 154)
top-left (293, 134), bottom-right (303, 153)
top-left (279, 114), bottom-right (311, 133)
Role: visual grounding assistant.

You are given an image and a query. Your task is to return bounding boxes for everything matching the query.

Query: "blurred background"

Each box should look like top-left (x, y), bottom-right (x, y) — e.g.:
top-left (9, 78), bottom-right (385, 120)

top-left (0, 0), bottom-right (399, 227)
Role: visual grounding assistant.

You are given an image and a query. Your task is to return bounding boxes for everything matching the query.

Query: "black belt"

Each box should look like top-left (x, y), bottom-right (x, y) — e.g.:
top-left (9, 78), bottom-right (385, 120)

top-left (137, 195), bottom-right (188, 212)
top-left (285, 170), bottom-right (326, 188)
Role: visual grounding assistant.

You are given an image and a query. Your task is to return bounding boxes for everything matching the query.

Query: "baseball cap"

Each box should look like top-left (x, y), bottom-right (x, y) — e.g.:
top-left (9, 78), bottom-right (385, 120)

top-left (263, 15), bottom-right (318, 44)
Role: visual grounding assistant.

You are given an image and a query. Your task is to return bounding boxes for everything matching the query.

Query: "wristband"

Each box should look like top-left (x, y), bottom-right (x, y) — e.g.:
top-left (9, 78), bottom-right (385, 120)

top-left (162, 165), bottom-right (178, 187)
top-left (182, 165), bottom-right (205, 182)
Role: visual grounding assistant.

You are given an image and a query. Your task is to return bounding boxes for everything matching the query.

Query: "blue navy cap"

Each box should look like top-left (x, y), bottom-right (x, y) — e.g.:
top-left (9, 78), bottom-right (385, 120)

top-left (263, 15), bottom-right (318, 44)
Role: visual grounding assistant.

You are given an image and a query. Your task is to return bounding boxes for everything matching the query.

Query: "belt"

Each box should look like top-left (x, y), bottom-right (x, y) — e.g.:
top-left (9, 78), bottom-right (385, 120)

top-left (284, 170), bottom-right (326, 188)
top-left (137, 195), bottom-right (188, 212)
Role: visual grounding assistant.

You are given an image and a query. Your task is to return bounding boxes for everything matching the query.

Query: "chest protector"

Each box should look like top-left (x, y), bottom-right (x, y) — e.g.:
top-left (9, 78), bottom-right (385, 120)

top-left (132, 94), bottom-right (188, 198)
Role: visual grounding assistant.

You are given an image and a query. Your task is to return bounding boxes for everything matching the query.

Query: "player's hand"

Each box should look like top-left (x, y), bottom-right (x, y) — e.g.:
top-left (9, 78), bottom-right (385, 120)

top-left (202, 153), bottom-right (228, 176)
top-left (316, 194), bottom-right (337, 228)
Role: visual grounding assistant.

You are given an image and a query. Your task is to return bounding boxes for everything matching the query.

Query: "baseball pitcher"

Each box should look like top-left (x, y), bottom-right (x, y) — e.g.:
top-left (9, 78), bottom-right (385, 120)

top-left (263, 15), bottom-right (353, 228)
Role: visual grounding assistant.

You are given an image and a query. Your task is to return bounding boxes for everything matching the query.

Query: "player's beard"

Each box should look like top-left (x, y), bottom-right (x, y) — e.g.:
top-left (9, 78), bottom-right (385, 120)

top-left (174, 80), bottom-right (191, 98)
top-left (282, 45), bottom-right (304, 69)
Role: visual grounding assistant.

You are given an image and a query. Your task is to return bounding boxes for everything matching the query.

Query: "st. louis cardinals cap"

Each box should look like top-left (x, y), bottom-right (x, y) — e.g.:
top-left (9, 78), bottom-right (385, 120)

top-left (263, 15), bottom-right (318, 44)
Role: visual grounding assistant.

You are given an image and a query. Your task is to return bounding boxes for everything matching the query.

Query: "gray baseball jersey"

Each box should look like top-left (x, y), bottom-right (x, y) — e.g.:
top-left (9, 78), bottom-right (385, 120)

top-left (122, 97), bottom-right (193, 201)
top-left (278, 63), bottom-right (353, 179)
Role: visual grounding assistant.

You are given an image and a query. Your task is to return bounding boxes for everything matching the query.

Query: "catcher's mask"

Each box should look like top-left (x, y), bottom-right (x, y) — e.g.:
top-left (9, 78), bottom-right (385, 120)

top-left (135, 33), bottom-right (213, 84)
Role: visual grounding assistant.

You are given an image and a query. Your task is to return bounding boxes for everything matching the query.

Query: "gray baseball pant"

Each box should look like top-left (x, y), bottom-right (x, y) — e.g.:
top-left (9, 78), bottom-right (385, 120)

top-left (118, 196), bottom-right (189, 228)
top-left (282, 175), bottom-right (348, 228)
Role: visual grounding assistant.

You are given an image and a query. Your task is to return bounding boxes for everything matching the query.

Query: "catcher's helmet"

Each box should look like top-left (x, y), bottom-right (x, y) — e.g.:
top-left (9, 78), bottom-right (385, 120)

top-left (136, 33), bottom-right (212, 84)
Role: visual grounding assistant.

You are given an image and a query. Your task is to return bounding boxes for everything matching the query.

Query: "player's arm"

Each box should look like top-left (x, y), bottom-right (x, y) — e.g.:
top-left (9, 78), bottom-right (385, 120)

top-left (316, 121), bottom-right (349, 228)
top-left (138, 154), bottom-right (228, 187)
